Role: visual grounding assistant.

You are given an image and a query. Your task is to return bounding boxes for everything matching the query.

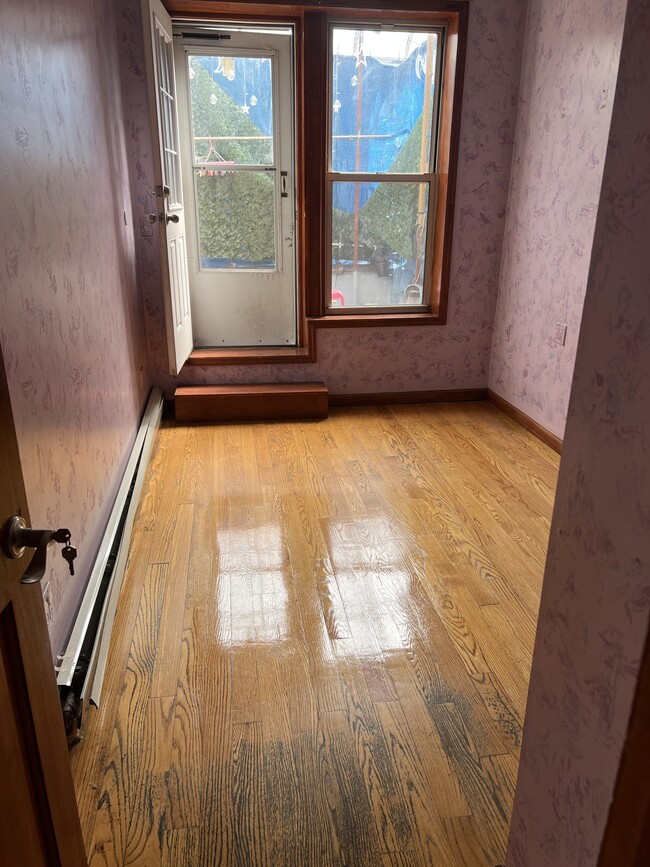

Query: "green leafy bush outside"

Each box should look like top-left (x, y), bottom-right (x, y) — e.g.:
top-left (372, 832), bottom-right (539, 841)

top-left (332, 117), bottom-right (425, 263)
top-left (190, 58), bottom-right (275, 264)
top-left (189, 56), bottom-right (425, 266)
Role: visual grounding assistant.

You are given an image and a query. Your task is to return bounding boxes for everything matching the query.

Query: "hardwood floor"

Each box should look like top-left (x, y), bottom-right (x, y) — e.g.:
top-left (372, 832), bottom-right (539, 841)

top-left (70, 402), bottom-right (559, 866)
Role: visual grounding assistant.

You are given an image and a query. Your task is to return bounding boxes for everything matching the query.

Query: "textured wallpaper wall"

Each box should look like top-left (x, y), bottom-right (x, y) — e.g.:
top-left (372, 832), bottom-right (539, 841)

top-left (124, 0), bottom-right (527, 396)
top-left (0, 0), bottom-right (151, 658)
top-left (506, 1), bottom-right (650, 862)
top-left (489, 0), bottom-right (627, 439)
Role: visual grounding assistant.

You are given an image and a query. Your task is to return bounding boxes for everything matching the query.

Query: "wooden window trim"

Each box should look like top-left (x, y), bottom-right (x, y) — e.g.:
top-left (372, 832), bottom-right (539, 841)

top-left (165, 0), bottom-right (469, 367)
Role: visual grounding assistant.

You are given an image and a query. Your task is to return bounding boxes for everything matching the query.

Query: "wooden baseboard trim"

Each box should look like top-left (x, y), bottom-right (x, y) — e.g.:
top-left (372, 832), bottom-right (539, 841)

top-left (329, 388), bottom-right (488, 407)
top-left (175, 383), bottom-right (328, 423)
top-left (487, 389), bottom-right (563, 454)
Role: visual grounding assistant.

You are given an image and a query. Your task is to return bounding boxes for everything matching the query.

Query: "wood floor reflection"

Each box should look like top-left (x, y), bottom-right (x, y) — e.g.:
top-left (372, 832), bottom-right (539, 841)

top-left (71, 402), bottom-right (560, 866)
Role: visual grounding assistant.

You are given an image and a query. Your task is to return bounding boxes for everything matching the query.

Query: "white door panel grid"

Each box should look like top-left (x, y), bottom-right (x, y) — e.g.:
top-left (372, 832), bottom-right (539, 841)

top-left (143, 0), bottom-right (193, 374)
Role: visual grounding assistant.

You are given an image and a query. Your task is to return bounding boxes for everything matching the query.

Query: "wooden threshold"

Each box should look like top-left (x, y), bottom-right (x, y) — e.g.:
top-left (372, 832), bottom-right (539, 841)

top-left (187, 345), bottom-right (316, 366)
top-left (487, 389), bottom-right (563, 454)
top-left (175, 382), bottom-right (328, 423)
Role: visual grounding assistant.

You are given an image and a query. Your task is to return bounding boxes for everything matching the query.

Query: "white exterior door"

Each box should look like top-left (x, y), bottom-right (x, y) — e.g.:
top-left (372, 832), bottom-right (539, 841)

top-left (174, 28), bottom-right (297, 347)
top-left (143, 0), bottom-right (193, 374)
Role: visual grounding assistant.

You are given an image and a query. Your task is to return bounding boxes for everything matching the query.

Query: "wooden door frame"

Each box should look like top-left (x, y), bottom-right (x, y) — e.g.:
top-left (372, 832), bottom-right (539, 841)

top-left (0, 340), bottom-right (87, 866)
top-left (597, 620), bottom-right (650, 866)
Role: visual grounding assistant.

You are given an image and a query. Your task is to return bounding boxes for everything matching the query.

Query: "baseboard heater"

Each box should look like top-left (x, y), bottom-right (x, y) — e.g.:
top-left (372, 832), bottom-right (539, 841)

top-left (56, 387), bottom-right (163, 724)
top-left (175, 382), bottom-right (329, 423)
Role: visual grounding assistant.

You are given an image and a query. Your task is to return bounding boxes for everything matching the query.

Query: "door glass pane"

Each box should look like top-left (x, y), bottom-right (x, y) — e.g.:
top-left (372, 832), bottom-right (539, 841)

top-left (330, 181), bottom-right (428, 308)
top-left (188, 54), bottom-right (274, 166)
top-left (331, 28), bottom-right (438, 174)
top-left (156, 28), bottom-right (181, 206)
top-left (196, 170), bottom-right (276, 270)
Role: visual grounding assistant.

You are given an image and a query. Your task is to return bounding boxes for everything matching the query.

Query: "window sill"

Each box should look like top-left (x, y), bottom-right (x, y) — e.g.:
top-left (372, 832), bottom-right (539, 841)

top-left (309, 312), bottom-right (445, 329)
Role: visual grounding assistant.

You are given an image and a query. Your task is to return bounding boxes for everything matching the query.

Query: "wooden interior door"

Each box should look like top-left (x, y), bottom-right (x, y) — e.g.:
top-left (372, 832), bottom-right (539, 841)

top-left (0, 343), bottom-right (87, 867)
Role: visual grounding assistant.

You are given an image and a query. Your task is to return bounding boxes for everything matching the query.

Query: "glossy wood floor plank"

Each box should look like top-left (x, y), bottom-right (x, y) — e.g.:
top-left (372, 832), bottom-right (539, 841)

top-left (196, 639), bottom-right (232, 867)
top-left (166, 608), bottom-right (204, 831)
top-left (87, 562), bottom-right (169, 865)
top-left (73, 403), bottom-right (559, 866)
top-left (231, 721), bottom-right (269, 867)
top-left (151, 504), bottom-right (194, 699)
top-left (319, 708), bottom-right (383, 867)
top-left (375, 698), bottom-right (456, 865)
top-left (399, 568), bottom-right (520, 758)
top-left (70, 530), bottom-right (156, 848)
top-left (123, 695), bottom-right (175, 866)
top-left (334, 647), bottom-right (415, 854)
top-left (258, 647), bottom-right (302, 866)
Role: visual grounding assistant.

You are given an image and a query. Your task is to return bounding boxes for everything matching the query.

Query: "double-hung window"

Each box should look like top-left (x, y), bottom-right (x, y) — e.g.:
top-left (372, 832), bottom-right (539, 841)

top-left (304, 4), bottom-right (467, 328)
top-left (326, 25), bottom-right (442, 313)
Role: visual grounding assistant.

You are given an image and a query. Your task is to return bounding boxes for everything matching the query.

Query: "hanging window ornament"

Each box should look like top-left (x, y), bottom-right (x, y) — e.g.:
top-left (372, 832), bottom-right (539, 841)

top-left (351, 74), bottom-right (358, 87)
top-left (210, 93), bottom-right (217, 105)
top-left (221, 57), bottom-right (235, 80)
top-left (241, 103), bottom-right (250, 114)
top-left (333, 99), bottom-right (341, 113)
top-left (189, 67), bottom-right (195, 80)
top-left (250, 94), bottom-right (258, 106)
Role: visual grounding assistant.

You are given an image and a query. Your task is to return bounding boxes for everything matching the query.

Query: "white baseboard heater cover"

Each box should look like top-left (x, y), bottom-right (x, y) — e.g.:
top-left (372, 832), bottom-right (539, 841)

top-left (56, 387), bottom-right (163, 708)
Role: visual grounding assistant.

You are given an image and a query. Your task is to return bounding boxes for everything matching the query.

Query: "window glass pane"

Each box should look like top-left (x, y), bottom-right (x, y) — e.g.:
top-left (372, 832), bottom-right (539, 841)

top-left (330, 181), bottom-right (428, 308)
top-left (188, 54), bottom-right (274, 166)
top-left (164, 142), bottom-right (178, 206)
top-left (331, 28), bottom-right (438, 174)
top-left (195, 169), bottom-right (276, 270)
top-left (157, 32), bottom-right (181, 205)
top-left (157, 31), bottom-right (169, 93)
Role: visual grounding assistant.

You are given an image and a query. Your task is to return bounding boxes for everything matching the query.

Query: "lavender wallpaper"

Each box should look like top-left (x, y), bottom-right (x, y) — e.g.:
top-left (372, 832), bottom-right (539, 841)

top-left (123, 0), bottom-right (527, 396)
top-left (489, 0), bottom-right (627, 439)
top-left (0, 0), bottom-right (151, 658)
top-left (506, 0), bottom-right (650, 862)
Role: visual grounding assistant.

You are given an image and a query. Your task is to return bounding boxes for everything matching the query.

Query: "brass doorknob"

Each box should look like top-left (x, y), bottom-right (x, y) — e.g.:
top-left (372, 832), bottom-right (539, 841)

top-left (146, 212), bottom-right (179, 225)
